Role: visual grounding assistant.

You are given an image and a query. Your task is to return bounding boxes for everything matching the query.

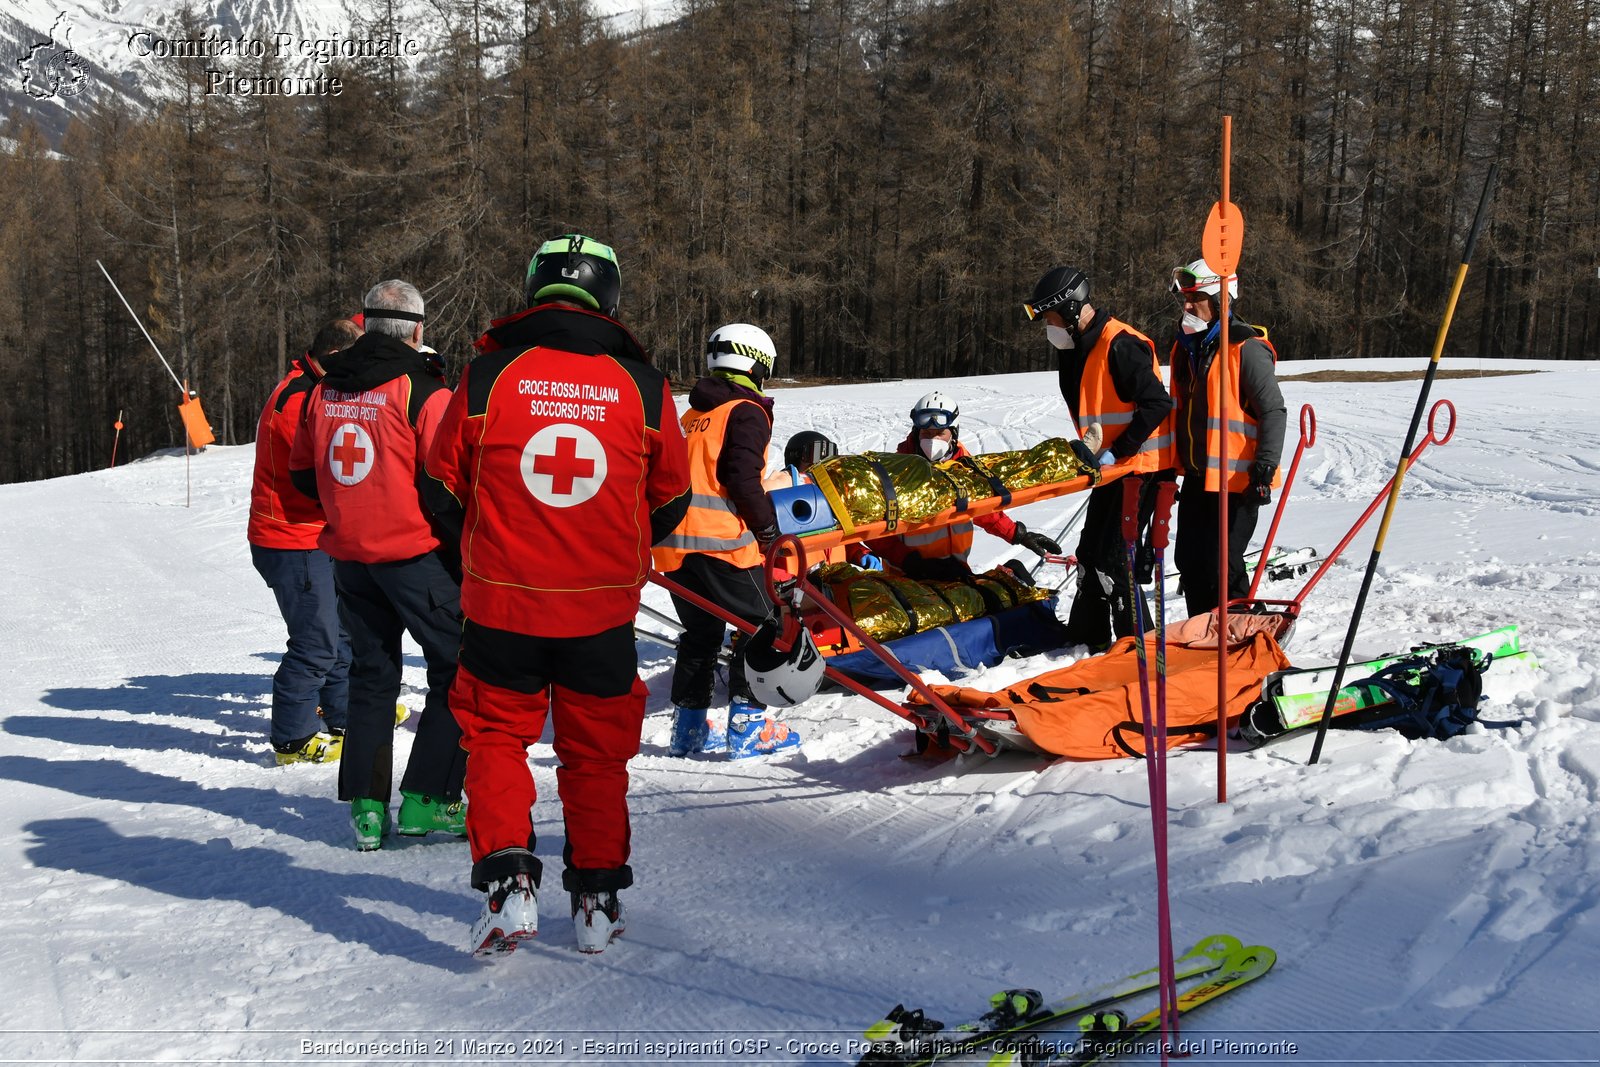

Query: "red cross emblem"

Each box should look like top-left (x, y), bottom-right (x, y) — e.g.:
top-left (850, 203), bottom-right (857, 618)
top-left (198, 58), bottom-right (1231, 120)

top-left (521, 424), bottom-right (606, 507)
top-left (531, 434), bottom-right (595, 495)
top-left (327, 423), bottom-right (374, 486)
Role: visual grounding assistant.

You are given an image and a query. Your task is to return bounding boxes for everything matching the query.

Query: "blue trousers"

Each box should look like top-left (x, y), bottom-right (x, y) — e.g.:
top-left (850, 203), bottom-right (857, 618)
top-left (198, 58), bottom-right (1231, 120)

top-left (251, 544), bottom-right (352, 747)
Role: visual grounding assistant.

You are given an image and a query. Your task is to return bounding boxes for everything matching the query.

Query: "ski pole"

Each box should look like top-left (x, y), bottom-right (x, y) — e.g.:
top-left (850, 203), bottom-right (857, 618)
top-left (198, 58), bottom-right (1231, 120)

top-left (1309, 163), bottom-right (1498, 766)
top-left (1147, 476), bottom-right (1180, 1043)
top-left (1027, 496), bottom-right (1091, 579)
top-left (1119, 476), bottom-right (1176, 1055)
top-left (1247, 404), bottom-right (1315, 600)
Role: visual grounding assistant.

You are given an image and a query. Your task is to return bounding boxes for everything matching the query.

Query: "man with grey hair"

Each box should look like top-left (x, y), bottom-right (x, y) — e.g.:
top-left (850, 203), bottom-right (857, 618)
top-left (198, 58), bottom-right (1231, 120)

top-left (290, 279), bottom-right (468, 851)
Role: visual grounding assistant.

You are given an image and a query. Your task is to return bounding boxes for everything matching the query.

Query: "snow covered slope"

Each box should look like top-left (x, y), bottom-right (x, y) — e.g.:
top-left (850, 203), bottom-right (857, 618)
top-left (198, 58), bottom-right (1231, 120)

top-left (1, 359), bottom-right (1596, 1064)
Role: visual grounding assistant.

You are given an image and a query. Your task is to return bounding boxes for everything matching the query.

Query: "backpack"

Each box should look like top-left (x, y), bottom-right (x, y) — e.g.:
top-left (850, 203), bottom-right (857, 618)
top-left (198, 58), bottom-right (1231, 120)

top-left (1337, 644), bottom-right (1492, 741)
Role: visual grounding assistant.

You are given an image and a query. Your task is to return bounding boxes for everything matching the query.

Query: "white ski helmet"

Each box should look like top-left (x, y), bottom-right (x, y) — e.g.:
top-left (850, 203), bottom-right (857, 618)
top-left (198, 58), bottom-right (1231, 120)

top-left (910, 390), bottom-right (959, 433)
top-left (744, 619), bottom-right (825, 708)
top-left (1170, 258), bottom-right (1238, 303)
top-left (706, 323), bottom-right (777, 382)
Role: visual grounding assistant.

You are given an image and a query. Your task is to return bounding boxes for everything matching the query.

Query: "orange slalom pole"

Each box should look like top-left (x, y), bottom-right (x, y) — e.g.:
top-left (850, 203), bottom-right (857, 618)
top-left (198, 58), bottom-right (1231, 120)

top-left (109, 410), bottom-right (124, 469)
top-left (1213, 116), bottom-right (1235, 803)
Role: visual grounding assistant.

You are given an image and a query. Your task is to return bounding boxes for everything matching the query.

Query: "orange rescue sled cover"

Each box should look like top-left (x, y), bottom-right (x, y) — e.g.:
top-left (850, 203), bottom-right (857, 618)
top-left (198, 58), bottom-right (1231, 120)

top-left (910, 622), bottom-right (1292, 760)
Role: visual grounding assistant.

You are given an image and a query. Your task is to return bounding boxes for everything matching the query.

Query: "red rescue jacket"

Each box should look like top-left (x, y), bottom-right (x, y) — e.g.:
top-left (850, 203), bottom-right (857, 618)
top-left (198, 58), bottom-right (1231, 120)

top-left (425, 305), bottom-right (691, 638)
top-left (289, 333), bottom-right (451, 564)
top-left (248, 358), bottom-right (326, 550)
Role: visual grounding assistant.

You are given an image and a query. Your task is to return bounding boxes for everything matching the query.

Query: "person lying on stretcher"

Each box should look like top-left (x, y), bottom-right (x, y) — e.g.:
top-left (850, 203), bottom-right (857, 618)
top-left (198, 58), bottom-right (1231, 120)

top-left (860, 392), bottom-right (1061, 582)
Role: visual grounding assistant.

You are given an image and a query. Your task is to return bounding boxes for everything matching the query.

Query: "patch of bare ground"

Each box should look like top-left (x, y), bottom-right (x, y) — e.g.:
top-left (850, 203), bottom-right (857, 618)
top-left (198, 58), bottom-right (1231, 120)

top-left (1278, 368), bottom-right (1541, 383)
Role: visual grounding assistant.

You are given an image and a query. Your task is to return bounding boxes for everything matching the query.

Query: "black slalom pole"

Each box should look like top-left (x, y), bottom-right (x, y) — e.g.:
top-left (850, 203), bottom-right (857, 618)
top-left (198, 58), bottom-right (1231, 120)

top-left (1308, 163), bottom-right (1499, 765)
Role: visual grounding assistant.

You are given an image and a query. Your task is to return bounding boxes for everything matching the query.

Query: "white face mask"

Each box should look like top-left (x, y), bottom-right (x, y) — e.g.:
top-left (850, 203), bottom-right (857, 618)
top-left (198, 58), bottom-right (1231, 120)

top-left (920, 436), bottom-right (953, 462)
top-left (1181, 311), bottom-right (1211, 335)
top-left (1045, 324), bottom-right (1075, 350)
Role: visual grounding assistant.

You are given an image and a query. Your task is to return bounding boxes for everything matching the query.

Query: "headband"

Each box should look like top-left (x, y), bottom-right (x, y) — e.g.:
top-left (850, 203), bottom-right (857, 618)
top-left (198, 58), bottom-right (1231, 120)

top-left (362, 307), bottom-right (425, 323)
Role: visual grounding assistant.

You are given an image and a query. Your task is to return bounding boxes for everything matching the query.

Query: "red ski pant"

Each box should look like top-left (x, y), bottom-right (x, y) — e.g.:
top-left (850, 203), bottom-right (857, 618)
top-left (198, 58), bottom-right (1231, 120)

top-left (450, 620), bottom-right (646, 875)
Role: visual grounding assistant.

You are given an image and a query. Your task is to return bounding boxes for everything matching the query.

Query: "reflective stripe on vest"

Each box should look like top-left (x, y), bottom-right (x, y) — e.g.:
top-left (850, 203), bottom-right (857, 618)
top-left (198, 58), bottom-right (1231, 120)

top-left (1077, 319), bottom-right (1176, 474)
top-left (650, 398), bottom-right (765, 571)
top-left (1187, 334), bottom-right (1281, 493)
top-left (900, 519), bottom-right (975, 560)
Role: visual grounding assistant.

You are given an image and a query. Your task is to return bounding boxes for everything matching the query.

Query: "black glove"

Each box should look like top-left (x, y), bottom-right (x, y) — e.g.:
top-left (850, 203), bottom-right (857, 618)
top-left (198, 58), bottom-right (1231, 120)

top-left (1247, 461), bottom-right (1276, 506)
top-left (1068, 439), bottom-right (1101, 471)
top-left (1011, 521), bottom-right (1062, 558)
top-left (753, 523), bottom-right (780, 546)
top-left (901, 553), bottom-right (973, 582)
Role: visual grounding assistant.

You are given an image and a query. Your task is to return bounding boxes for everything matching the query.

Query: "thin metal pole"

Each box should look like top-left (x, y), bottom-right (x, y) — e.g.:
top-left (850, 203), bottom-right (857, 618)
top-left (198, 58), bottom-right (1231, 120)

top-left (97, 260), bottom-right (185, 394)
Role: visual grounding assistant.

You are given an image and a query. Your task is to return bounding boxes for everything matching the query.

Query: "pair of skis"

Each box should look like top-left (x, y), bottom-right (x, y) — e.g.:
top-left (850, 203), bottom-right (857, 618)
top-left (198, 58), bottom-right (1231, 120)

top-left (857, 934), bottom-right (1275, 1067)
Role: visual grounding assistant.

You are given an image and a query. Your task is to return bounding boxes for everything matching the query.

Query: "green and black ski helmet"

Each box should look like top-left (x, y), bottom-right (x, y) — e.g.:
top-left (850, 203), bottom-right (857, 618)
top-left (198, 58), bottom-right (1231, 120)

top-left (524, 234), bottom-right (621, 317)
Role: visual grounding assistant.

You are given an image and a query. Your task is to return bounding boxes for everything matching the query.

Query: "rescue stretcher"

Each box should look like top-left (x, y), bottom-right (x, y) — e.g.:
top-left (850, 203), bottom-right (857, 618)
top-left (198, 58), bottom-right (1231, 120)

top-left (646, 400), bottom-right (1457, 761)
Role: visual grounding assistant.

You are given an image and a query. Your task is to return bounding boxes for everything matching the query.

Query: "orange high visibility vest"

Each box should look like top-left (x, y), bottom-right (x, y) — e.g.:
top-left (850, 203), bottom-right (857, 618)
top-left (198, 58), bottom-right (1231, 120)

top-left (1077, 318), bottom-right (1175, 474)
top-left (898, 516), bottom-right (976, 561)
top-left (652, 399), bottom-right (764, 571)
top-left (1172, 332), bottom-right (1282, 493)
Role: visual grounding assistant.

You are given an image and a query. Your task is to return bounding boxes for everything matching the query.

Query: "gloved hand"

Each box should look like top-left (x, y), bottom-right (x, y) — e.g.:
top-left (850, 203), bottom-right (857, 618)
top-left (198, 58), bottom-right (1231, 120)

top-left (1247, 461), bottom-right (1276, 506)
top-left (1068, 439), bottom-right (1101, 470)
top-left (1011, 521), bottom-right (1062, 558)
top-left (1097, 450), bottom-right (1116, 467)
top-left (753, 523), bottom-right (780, 546)
top-left (901, 553), bottom-right (973, 582)
top-left (857, 554), bottom-right (884, 571)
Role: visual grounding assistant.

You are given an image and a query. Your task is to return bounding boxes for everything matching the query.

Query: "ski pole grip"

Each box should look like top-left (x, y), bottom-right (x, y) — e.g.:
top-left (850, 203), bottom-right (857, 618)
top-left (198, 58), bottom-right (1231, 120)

top-left (1149, 478), bottom-right (1178, 551)
top-left (1119, 474), bottom-right (1141, 544)
top-left (1299, 404), bottom-right (1317, 448)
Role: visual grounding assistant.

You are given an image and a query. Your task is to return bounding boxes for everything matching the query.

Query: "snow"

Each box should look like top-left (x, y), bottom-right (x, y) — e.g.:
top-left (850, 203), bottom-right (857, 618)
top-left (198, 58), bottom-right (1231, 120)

top-left (2, 358), bottom-right (1597, 1065)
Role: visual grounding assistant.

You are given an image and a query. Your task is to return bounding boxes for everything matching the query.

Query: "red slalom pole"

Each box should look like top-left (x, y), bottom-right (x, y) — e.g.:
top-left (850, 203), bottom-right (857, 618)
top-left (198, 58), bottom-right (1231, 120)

top-left (1147, 477), bottom-right (1180, 1047)
top-left (1247, 404), bottom-right (1315, 599)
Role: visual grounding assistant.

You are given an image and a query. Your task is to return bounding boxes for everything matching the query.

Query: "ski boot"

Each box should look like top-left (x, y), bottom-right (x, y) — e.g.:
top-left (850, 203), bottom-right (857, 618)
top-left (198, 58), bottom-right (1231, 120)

top-left (397, 791), bottom-right (467, 837)
top-left (351, 797), bottom-right (390, 851)
top-left (571, 890), bottom-right (626, 955)
top-left (472, 879), bottom-right (539, 955)
top-left (701, 707), bottom-right (728, 754)
top-left (668, 705), bottom-right (709, 757)
top-left (470, 848), bottom-right (541, 956)
top-left (273, 731), bottom-right (342, 766)
top-left (726, 700), bottom-right (801, 759)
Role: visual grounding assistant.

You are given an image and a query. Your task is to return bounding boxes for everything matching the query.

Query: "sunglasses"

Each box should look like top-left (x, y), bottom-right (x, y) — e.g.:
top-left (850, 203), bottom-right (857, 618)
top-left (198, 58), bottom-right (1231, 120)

top-left (911, 407), bottom-right (957, 430)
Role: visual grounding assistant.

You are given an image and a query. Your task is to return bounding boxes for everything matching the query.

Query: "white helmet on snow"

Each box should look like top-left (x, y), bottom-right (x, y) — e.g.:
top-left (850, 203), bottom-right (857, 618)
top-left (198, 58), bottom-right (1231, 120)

top-left (910, 390), bottom-right (959, 433)
top-left (1170, 258), bottom-right (1238, 302)
top-left (706, 323), bottom-right (777, 382)
top-left (744, 619), bottom-right (825, 708)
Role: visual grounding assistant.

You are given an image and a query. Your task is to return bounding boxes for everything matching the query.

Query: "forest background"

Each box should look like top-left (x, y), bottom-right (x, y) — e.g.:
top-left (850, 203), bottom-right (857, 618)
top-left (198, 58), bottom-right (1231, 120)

top-left (0, 0), bottom-right (1594, 484)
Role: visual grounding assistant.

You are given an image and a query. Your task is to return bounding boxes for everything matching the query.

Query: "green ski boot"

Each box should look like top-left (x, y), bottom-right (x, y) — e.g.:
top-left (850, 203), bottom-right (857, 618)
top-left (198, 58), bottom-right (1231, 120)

top-left (397, 791), bottom-right (467, 837)
top-left (351, 798), bottom-right (391, 851)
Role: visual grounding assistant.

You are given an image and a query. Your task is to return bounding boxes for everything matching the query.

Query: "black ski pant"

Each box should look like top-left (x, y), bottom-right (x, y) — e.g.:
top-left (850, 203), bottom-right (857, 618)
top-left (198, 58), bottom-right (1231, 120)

top-left (1063, 474), bottom-right (1153, 649)
top-left (662, 554), bottom-right (775, 709)
top-left (333, 552), bottom-right (466, 804)
top-left (1173, 477), bottom-right (1262, 619)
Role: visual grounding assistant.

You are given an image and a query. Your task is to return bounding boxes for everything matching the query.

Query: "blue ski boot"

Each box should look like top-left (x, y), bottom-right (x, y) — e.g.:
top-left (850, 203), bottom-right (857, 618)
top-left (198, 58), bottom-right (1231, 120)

top-left (701, 707), bottom-right (728, 754)
top-left (726, 700), bottom-right (801, 759)
top-left (668, 706), bottom-right (709, 757)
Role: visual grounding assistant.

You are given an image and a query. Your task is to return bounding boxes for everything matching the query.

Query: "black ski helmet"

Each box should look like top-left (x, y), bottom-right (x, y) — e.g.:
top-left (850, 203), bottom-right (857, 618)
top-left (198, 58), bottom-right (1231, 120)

top-left (524, 234), bottom-right (621, 316)
top-left (1026, 266), bottom-right (1091, 328)
top-left (783, 430), bottom-right (839, 470)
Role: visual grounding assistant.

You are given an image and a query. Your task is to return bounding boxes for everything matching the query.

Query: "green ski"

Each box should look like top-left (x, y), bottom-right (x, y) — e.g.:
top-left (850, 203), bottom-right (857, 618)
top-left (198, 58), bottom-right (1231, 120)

top-left (856, 934), bottom-right (1241, 1067)
top-left (1243, 625), bottom-right (1530, 743)
top-left (984, 943), bottom-right (1277, 1066)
